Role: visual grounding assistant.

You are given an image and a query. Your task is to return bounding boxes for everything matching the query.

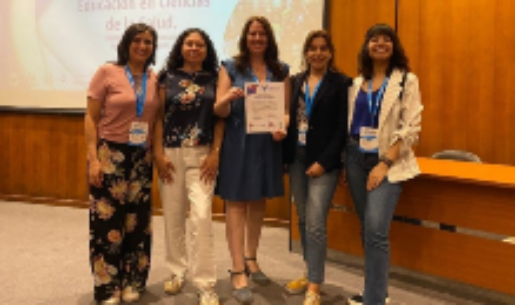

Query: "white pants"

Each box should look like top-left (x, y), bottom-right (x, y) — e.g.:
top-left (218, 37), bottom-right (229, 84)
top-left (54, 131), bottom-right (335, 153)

top-left (159, 146), bottom-right (216, 290)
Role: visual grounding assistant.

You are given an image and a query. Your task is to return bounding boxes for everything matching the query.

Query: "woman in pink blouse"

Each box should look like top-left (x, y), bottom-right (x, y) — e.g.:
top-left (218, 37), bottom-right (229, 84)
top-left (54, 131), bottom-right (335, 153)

top-left (84, 23), bottom-right (159, 305)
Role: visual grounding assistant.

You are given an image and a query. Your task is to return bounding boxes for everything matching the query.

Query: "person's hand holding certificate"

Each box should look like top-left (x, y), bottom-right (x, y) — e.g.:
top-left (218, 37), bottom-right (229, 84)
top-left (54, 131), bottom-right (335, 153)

top-left (244, 82), bottom-right (285, 134)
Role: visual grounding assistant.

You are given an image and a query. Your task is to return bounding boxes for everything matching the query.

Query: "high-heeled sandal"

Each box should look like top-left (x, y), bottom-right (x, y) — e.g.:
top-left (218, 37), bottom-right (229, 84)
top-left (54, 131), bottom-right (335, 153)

top-left (244, 257), bottom-right (271, 285)
top-left (229, 269), bottom-right (254, 304)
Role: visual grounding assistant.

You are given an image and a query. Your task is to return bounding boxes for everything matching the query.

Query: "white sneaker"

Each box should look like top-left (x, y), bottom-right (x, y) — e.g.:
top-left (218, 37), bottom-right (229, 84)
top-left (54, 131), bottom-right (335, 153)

top-left (347, 293), bottom-right (390, 304)
top-left (199, 289), bottom-right (220, 305)
top-left (164, 275), bottom-right (184, 295)
top-left (347, 294), bottom-right (364, 305)
top-left (121, 286), bottom-right (140, 303)
top-left (100, 296), bottom-right (120, 305)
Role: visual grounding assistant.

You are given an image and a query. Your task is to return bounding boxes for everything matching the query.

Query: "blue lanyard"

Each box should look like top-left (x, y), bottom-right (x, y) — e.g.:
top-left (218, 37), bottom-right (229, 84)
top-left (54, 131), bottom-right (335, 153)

top-left (367, 77), bottom-right (389, 125)
top-left (304, 76), bottom-right (324, 118)
top-left (125, 65), bottom-right (147, 117)
top-left (250, 66), bottom-right (271, 82)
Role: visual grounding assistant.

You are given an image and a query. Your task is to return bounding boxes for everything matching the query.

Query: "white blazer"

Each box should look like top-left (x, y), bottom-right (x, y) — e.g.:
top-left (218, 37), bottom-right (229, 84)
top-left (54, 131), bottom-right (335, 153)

top-left (348, 69), bottom-right (423, 182)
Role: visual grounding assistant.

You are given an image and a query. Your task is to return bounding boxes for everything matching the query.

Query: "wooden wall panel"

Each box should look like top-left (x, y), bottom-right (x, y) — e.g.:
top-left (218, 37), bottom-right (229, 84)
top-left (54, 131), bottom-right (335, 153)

top-left (492, 0), bottom-right (515, 163)
top-left (398, 0), bottom-right (515, 165)
top-left (0, 116), bottom-right (6, 191)
top-left (0, 112), bottom-right (290, 224)
top-left (329, 0), bottom-right (396, 77)
top-left (0, 113), bottom-right (88, 205)
top-left (397, 178), bottom-right (515, 236)
top-left (6, 114), bottom-right (26, 194)
top-left (333, 177), bottom-right (515, 237)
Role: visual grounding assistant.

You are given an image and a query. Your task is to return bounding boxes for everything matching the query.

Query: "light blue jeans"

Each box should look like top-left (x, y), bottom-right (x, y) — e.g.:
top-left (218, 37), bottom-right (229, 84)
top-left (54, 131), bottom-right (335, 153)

top-left (345, 140), bottom-right (402, 305)
top-left (289, 146), bottom-right (339, 284)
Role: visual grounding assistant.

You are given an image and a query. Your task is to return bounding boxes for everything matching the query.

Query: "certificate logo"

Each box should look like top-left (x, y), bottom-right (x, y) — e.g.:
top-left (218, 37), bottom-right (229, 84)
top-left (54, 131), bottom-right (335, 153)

top-left (247, 84), bottom-right (259, 95)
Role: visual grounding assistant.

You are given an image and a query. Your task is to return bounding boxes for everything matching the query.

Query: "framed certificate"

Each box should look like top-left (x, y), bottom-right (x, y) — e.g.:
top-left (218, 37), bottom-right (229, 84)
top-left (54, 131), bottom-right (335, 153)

top-left (244, 82), bottom-right (285, 134)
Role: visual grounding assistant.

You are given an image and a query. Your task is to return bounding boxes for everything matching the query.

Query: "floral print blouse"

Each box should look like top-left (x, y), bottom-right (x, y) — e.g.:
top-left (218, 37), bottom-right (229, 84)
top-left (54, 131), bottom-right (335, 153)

top-left (159, 69), bottom-right (217, 148)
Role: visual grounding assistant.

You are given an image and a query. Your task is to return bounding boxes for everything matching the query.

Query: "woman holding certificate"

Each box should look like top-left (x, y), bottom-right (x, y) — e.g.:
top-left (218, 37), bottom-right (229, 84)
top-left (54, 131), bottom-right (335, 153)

top-left (282, 30), bottom-right (350, 305)
top-left (214, 16), bottom-right (290, 304)
top-left (345, 24), bottom-right (423, 305)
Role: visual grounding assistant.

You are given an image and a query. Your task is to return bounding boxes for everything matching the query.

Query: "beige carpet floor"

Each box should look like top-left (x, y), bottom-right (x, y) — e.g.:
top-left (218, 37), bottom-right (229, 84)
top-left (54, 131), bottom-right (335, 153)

top-left (0, 201), bottom-right (512, 305)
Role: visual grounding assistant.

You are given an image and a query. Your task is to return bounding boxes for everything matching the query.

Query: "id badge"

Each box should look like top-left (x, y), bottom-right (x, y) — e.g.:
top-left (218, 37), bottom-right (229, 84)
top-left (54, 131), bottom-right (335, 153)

top-left (129, 121), bottom-right (149, 147)
top-left (359, 126), bottom-right (379, 153)
top-left (298, 123), bottom-right (308, 146)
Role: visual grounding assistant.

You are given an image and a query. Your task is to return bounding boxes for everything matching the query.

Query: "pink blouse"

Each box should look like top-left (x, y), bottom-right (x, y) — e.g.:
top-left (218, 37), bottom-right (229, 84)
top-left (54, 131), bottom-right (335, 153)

top-left (87, 63), bottom-right (159, 145)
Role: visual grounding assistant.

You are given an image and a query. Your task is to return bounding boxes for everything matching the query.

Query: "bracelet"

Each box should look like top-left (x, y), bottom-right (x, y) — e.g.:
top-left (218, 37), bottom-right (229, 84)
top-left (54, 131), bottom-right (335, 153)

top-left (379, 155), bottom-right (394, 168)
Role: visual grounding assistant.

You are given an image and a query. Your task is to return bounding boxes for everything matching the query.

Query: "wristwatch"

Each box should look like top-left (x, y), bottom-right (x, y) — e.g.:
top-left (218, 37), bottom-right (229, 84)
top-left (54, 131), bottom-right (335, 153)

top-left (379, 155), bottom-right (394, 168)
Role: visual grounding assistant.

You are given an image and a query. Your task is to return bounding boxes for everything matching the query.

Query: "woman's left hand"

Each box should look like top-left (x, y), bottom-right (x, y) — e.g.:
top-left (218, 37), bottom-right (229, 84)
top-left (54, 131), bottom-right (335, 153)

top-left (272, 130), bottom-right (287, 141)
top-left (306, 162), bottom-right (325, 178)
top-left (200, 151), bottom-right (219, 184)
top-left (367, 162), bottom-right (389, 191)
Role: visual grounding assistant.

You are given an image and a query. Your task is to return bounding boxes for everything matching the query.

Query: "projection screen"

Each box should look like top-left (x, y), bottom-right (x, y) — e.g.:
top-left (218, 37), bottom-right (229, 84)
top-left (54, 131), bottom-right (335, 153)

top-left (0, 0), bottom-right (328, 111)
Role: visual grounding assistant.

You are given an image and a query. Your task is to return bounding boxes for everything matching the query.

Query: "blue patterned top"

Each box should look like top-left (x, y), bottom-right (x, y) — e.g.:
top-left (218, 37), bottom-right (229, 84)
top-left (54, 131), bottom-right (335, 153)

top-left (159, 69), bottom-right (217, 147)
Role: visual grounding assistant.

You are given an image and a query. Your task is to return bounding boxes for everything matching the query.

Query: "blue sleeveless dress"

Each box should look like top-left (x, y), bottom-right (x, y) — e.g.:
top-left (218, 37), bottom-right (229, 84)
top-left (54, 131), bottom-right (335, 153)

top-left (217, 58), bottom-right (289, 201)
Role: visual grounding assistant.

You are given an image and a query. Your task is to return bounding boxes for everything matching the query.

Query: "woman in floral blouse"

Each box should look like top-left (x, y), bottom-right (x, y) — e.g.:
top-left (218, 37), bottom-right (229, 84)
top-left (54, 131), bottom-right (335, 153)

top-left (85, 23), bottom-right (159, 304)
top-left (153, 28), bottom-right (224, 305)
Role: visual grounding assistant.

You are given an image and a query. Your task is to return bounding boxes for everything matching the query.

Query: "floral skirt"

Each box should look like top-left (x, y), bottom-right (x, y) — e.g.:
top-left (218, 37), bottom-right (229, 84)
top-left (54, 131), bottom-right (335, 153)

top-left (89, 139), bottom-right (153, 302)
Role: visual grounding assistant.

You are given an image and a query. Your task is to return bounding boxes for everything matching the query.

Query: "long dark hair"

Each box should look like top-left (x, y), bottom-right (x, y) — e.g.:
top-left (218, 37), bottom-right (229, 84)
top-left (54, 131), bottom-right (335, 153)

top-left (234, 16), bottom-right (286, 80)
top-left (301, 29), bottom-right (338, 72)
top-left (116, 23), bottom-right (158, 69)
top-left (162, 28), bottom-right (219, 74)
top-left (358, 24), bottom-right (410, 79)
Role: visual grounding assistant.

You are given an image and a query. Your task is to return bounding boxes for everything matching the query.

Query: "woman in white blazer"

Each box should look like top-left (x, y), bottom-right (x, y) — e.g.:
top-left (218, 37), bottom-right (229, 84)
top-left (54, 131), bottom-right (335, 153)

top-left (345, 24), bottom-right (423, 305)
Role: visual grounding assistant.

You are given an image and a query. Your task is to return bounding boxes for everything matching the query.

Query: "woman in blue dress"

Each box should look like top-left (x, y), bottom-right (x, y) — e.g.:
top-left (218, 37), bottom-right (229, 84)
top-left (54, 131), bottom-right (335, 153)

top-left (214, 16), bottom-right (290, 304)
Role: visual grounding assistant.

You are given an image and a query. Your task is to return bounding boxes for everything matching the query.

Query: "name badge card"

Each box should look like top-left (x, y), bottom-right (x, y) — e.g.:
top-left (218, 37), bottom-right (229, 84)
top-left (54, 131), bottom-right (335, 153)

top-left (359, 126), bottom-right (379, 153)
top-left (244, 82), bottom-right (285, 134)
top-left (129, 121), bottom-right (149, 147)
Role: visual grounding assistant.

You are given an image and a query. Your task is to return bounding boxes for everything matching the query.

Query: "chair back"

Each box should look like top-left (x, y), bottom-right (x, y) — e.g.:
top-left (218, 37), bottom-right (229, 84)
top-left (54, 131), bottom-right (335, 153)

top-left (431, 150), bottom-right (482, 163)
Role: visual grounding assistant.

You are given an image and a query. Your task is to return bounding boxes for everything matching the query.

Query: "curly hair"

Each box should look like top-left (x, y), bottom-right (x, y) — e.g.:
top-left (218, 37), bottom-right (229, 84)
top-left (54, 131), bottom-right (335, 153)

top-left (161, 28), bottom-right (219, 74)
top-left (234, 16), bottom-right (287, 80)
top-left (300, 29), bottom-right (338, 72)
top-left (116, 23), bottom-right (158, 69)
top-left (358, 24), bottom-right (410, 79)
